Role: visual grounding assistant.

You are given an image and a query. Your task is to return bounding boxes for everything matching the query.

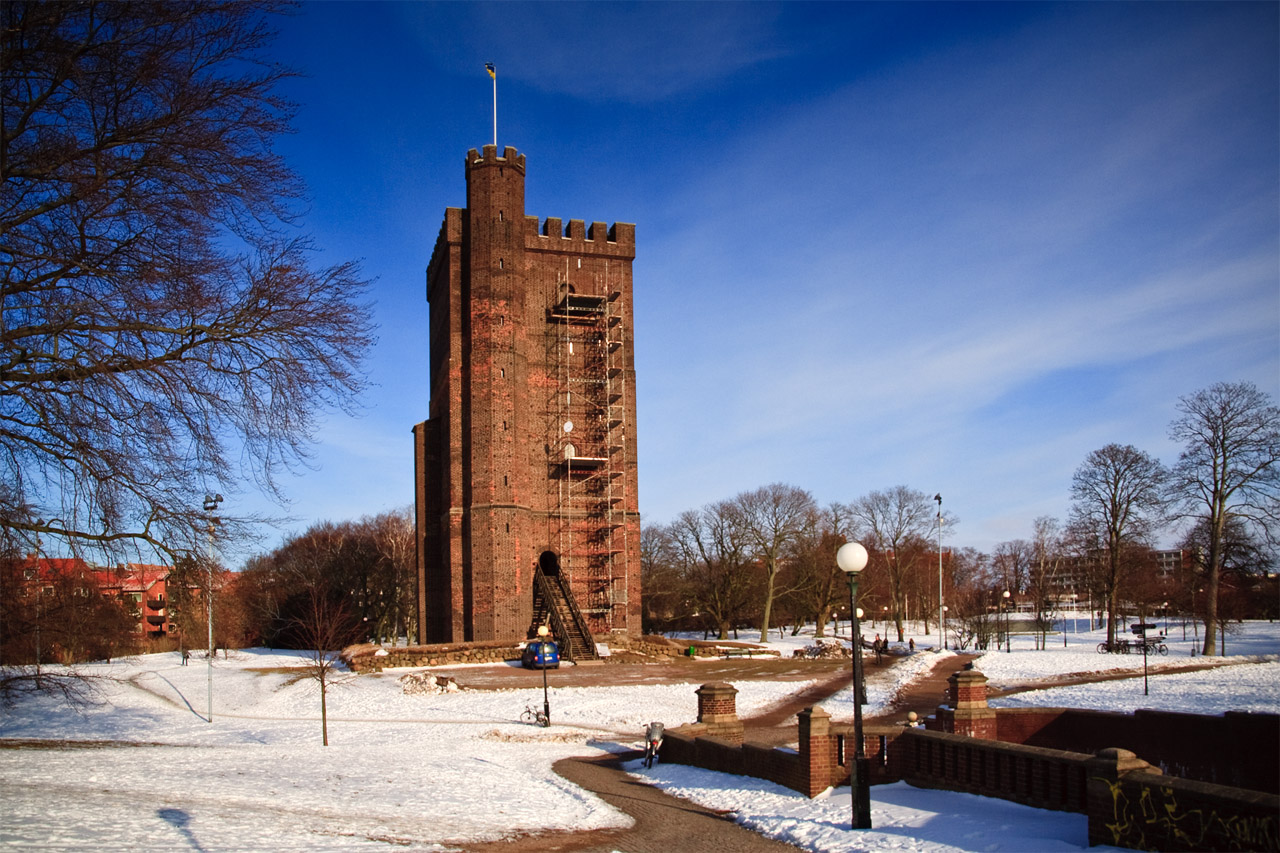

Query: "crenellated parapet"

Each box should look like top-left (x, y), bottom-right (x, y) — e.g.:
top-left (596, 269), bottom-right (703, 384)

top-left (525, 215), bottom-right (635, 258)
top-left (465, 144), bottom-right (526, 174)
top-left (426, 208), bottom-right (464, 290)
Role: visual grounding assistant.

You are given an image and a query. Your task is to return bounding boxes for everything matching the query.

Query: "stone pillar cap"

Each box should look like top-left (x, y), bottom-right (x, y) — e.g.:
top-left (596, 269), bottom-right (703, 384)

top-left (697, 682), bottom-right (739, 693)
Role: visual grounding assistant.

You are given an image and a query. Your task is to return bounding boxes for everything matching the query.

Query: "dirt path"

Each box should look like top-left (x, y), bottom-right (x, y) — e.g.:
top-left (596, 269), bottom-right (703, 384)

top-left (736, 652), bottom-right (983, 748)
top-left (461, 751), bottom-right (806, 853)
top-left (985, 658), bottom-right (1254, 698)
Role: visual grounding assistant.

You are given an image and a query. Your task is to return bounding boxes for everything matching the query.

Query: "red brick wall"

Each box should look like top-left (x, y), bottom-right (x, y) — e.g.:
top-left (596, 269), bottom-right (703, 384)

top-left (1016, 707), bottom-right (1279, 795)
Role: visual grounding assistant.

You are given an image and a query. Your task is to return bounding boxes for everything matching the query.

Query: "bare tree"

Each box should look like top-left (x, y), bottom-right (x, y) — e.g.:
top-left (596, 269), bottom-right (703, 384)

top-left (290, 583), bottom-right (360, 746)
top-left (1028, 516), bottom-right (1064, 650)
top-left (991, 540), bottom-right (1031, 596)
top-left (640, 522), bottom-right (683, 634)
top-left (1168, 381), bottom-right (1280, 655)
top-left (849, 486), bottom-right (945, 642)
top-left (730, 483), bottom-right (816, 642)
top-left (0, 2), bottom-right (374, 561)
top-left (1070, 444), bottom-right (1167, 649)
top-left (364, 508), bottom-right (415, 645)
top-left (786, 503), bottom-right (857, 638)
top-left (669, 503), bottom-right (758, 640)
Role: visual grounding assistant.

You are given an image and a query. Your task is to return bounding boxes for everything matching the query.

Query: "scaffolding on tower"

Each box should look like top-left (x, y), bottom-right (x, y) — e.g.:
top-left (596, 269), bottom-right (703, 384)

top-left (546, 267), bottom-right (629, 637)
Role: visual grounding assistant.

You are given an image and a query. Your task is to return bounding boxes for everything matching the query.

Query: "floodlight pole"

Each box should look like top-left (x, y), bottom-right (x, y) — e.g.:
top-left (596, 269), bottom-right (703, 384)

top-left (1003, 590), bottom-right (1011, 653)
top-left (203, 494), bottom-right (222, 722)
top-left (935, 494), bottom-right (944, 649)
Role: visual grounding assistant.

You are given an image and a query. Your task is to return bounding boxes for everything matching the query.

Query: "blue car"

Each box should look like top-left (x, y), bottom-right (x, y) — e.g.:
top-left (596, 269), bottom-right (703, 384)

top-left (522, 639), bottom-right (560, 669)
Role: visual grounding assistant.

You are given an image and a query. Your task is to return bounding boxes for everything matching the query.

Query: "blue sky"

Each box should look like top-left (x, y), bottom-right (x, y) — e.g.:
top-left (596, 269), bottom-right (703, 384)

top-left (242, 1), bottom-right (1278, 562)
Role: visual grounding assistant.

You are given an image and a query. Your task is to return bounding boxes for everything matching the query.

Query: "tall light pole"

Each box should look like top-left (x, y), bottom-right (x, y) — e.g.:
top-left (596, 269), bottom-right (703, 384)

top-left (537, 624), bottom-right (552, 727)
top-left (837, 541), bottom-right (872, 830)
top-left (203, 493), bottom-right (222, 722)
top-left (935, 494), bottom-right (943, 649)
top-left (1002, 590), bottom-right (1011, 653)
top-left (31, 519), bottom-right (65, 680)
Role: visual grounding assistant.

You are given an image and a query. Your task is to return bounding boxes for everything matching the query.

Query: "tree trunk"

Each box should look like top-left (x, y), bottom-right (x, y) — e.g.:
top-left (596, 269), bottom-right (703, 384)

top-left (321, 676), bottom-right (329, 746)
top-left (758, 568), bottom-right (776, 643)
top-left (1202, 512), bottom-right (1225, 656)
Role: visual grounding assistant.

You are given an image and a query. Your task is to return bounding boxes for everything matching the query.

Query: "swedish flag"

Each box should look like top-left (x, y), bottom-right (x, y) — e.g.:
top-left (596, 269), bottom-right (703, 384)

top-left (485, 63), bottom-right (496, 79)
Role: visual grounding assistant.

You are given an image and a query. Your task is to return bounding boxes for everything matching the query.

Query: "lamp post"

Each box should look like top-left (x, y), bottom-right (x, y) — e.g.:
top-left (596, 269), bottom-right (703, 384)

top-left (941, 605), bottom-right (948, 651)
top-left (837, 541), bottom-right (872, 830)
top-left (203, 494), bottom-right (222, 722)
top-left (1002, 590), bottom-right (1011, 653)
top-left (935, 494), bottom-right (944, 650)
top-left (1192, 588), bottom-right (1201, 657)
top-left (33, 533), bottom-right (41, 678)
top-left (537, 624), bottom-right (552, 727)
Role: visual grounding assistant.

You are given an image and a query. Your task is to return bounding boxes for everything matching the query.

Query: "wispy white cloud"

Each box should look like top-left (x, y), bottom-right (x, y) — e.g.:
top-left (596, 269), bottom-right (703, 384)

top-left (400, 2), bottom-right (787, 103)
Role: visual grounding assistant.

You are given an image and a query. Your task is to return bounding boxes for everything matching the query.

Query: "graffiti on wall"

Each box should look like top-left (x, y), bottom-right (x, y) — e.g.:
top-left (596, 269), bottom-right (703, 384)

top-left (1098, 778), bottom-right (1277, 852)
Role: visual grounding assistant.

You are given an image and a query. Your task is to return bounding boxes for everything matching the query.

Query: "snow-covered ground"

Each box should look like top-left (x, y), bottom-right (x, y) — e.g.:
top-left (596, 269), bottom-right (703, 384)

top-left (1, 621), bottom-right (1275, 851)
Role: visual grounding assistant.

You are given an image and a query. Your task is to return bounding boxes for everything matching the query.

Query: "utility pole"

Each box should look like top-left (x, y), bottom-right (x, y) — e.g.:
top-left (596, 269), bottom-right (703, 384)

top-left (203, 494), bottom-right (223, 721)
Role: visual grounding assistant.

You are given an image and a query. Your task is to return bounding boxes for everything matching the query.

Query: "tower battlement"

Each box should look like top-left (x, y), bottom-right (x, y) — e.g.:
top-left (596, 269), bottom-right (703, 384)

top-left (527, 216), bottom-right (635, 257)
top-left (466, 145), bottom-right (526, 174)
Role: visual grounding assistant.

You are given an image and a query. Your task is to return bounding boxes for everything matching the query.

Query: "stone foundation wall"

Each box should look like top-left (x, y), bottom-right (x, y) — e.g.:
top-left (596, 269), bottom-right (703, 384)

top-left (342, 641), bottom-right (522, 672)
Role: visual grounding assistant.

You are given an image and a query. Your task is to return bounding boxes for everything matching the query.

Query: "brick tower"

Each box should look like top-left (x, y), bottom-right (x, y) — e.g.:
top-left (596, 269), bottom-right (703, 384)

top-left (413, 145), bottom-right (640, 647)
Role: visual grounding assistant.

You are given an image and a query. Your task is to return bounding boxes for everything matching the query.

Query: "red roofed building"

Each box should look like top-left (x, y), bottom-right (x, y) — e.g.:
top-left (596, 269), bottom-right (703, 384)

top-left (19, 557), bottom-right (178, 639)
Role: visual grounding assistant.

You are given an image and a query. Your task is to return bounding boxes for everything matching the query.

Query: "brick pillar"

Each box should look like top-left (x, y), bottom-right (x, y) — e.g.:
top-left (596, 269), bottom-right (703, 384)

top-left (944, 668), bottom-right (997, 739)
top-left (1085, 748), bottom-right (1163, 848)
top-left (696, 682), bottom-right (744, 744)
top-left (798, 706), bottom-right (836, 797)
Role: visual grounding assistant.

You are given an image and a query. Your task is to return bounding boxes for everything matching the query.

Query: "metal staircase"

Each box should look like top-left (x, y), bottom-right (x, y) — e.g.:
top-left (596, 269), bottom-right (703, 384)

top-left (530, 552), bottom-right (599, 662)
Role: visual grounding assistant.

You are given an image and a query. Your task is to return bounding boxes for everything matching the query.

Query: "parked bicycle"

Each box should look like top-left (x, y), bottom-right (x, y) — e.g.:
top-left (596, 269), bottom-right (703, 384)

top-left (1097, 638), bottom-right (1167, 655)
top-left (521, 704), bottom-right (549, 727)
top-left (643, 721), bottom-right (664, 769)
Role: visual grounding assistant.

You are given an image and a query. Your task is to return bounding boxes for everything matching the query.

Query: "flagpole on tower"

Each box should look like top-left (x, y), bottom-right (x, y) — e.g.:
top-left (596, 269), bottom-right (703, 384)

top-left (485, 63), bottom-right (496, 148)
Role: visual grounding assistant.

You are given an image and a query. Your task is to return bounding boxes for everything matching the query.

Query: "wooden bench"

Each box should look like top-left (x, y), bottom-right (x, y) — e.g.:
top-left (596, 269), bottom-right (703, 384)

top-left (720, 647), bottom-right (765, 659)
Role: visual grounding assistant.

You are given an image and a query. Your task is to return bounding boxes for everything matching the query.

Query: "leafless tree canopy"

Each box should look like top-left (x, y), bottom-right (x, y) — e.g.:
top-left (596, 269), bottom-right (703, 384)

top-left (668, 503), bottom-right (759, 640)
top-left (731, 483), bottom-right (816, 642)
top-left (1069, 443), bottom-right (1167, 647)
top-left (849, 486), bottom-right (953, 642)
top-left (1167, 381), bottom-right (1280, 653)
top-left (1, 2), bottom-right (375, 559)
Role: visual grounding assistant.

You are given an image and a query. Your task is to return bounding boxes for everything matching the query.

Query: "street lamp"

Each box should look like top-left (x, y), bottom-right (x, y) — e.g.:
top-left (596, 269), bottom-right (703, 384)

top-left (203, 493), bottom-right (222, 722)
top-left (935, 494), bottom-right (944, 650)
top-left (941, 605), bottom-right (949, 651)
top-left (1002, 590), bottom-right (1011, 653)
top-left (537, 624), bottom-right (552, 727)
top-left (836, 541), bottom-right (872, 830)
